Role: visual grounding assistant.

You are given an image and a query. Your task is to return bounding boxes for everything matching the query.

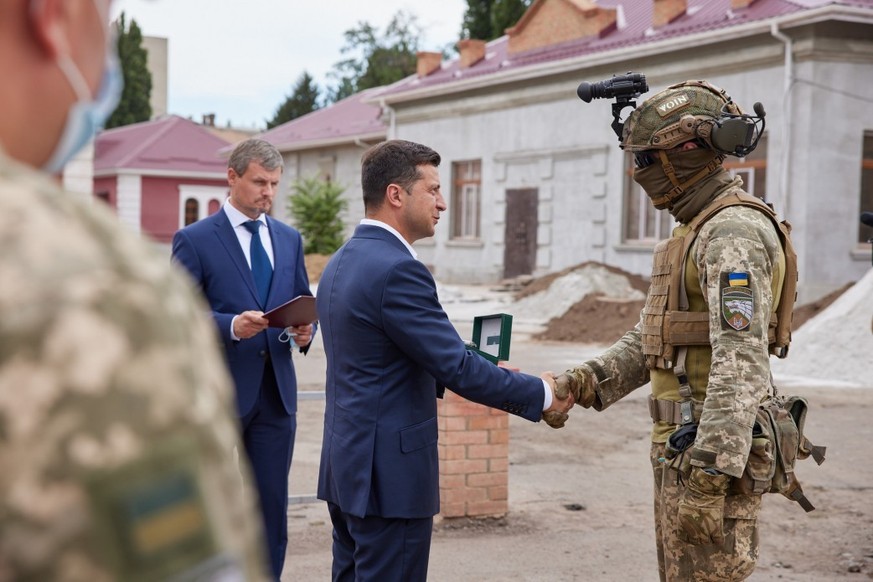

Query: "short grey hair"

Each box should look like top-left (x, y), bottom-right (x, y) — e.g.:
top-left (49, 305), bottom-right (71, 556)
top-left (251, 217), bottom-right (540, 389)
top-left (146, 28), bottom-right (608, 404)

top-left (227, 138), bottom-right (283, 176)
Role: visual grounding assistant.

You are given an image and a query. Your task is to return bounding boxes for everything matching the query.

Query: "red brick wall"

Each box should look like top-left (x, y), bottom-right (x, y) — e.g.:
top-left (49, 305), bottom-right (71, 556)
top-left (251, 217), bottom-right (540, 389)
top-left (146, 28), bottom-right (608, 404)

top-left (508, 0), bottom-right (616, 55)
top-left (653, 0), bottom-right (687, 28)
top-left (438, 390), bottom-right (510, 518)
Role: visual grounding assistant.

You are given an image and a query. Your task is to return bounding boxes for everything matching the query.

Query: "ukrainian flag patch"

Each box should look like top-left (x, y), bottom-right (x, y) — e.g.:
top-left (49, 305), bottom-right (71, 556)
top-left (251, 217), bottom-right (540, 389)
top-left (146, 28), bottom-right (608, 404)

top-left (728, 272), bottom-right (749, 287)
top-left (722, 272), bottom-right (753, 331)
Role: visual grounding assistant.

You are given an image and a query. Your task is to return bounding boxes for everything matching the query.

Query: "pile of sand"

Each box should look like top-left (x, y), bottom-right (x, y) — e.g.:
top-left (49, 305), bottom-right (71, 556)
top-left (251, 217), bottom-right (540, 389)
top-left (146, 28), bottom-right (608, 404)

top-left (510, 260), bottom-right (871, 388)
top-left (511, 262), bottom-right (646, 325)
top-left (771, 268), bottom-right (873, 388)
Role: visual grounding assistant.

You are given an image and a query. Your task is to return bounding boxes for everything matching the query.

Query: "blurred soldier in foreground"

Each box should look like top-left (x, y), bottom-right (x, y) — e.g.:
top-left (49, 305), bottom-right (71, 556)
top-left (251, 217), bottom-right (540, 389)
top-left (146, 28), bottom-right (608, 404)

top-left (563, 79), bottom-right (796, 581)
top-left (0, 0), bottom-right (269, 578)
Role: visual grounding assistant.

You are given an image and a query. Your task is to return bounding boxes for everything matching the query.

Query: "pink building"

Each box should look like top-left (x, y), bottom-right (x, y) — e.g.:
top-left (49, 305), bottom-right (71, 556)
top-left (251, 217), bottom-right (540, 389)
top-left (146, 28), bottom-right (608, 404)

top-left (93, 115), bottom-right (231, 243)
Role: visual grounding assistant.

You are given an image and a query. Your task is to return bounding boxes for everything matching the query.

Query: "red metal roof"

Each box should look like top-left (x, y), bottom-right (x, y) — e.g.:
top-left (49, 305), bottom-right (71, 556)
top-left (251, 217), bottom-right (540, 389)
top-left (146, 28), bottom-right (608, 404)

top-left (379, 0), bottom-right (872, 100)
top-left (254, 87), bottom-right (387, 152)
top-left (94, 115), bottom-right (230, 175)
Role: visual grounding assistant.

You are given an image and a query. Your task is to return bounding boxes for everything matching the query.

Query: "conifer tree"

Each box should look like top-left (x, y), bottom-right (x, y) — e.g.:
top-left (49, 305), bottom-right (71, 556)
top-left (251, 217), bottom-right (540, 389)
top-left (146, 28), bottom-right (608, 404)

top-left (106, 12), bottom-right (152, 129)
top-left (267, 72), bottom-right (321, 129)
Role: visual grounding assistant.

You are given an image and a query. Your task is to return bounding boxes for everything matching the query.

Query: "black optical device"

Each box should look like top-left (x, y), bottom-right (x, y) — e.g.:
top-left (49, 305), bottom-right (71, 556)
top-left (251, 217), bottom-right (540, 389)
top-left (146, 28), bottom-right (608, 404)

top-left (577, 72), bottom-right (766, 157)
top-left (577, 72), bottom-right (649, 141)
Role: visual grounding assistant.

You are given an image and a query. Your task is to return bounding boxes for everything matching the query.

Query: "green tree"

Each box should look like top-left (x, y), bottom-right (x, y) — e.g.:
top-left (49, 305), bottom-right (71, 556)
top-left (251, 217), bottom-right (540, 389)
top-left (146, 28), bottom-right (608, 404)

top-left (327, 11), bottom-right (421, 103)
top-left (266, 71), bottom-right (321, 129)
top-left (287, 177), bottom-right (348, 255)
top-left (461, 0), bottom-right (493, 41)
top-left (461, 0), bottom-right (532, 41)
top-left (106, 12), bottom-right (152, 129)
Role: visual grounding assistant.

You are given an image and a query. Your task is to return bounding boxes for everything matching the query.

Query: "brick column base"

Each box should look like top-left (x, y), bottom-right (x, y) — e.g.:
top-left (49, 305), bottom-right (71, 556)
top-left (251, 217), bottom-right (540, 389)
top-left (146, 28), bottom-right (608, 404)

top-left (437, 390), bottom-right (509, 518)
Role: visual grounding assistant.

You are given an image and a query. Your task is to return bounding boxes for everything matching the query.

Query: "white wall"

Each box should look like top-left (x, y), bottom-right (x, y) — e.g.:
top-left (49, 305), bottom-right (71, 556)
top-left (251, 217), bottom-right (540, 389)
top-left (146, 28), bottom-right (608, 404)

top-left (143, 36), bottom-right (168, 119)
top-left (281, 144), bottom-right (368, 241)
top-left (61, 141), bottom-right (95, 203)
top-left (115, 173), bottom-right (142, 234)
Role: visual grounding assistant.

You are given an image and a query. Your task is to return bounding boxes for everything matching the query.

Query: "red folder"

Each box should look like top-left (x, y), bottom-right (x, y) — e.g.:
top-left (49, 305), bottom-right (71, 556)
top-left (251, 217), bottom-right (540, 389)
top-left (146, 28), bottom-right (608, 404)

top-left (264, 295), bottom-right (318, 328)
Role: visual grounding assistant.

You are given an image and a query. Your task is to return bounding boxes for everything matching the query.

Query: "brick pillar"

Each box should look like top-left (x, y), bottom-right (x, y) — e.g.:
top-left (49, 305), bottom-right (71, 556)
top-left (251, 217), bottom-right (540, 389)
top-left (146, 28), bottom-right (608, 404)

top-left (437, 390), bottom-right (509, 518)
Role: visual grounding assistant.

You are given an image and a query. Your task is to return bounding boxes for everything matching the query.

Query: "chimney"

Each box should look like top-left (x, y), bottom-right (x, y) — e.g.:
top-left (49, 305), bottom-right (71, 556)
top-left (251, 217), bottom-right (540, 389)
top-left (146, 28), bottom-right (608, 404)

top-left (457, 39), bottom-right (486, 69)
top-left (653, 0), bottom-right (687, 28)
top-left (202, 113), bottom-right (215, 127)
top-left (731, 0), bottom-right (760, 8)
top-left (507, 0), bottom-right (617, 56)
top-left (416, 51), bottom-right (442, 78)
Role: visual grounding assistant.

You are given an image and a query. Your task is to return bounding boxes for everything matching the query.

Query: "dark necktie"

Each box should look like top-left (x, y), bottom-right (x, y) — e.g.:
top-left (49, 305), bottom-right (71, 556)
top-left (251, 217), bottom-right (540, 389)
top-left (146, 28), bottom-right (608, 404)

top-left (243, 220), bottom-right (272, 304)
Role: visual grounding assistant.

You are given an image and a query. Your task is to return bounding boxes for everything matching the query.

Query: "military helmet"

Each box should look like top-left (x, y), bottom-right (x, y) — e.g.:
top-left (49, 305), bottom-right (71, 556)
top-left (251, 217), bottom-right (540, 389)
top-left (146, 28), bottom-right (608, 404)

top-left (620, 80), bottom-right (742, 153)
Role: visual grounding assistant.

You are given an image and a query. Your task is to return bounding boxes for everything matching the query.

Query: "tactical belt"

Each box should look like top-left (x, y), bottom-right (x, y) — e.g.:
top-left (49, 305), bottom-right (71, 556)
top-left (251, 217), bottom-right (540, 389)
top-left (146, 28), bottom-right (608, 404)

top-left (648, 394), bottom-right (702, 425)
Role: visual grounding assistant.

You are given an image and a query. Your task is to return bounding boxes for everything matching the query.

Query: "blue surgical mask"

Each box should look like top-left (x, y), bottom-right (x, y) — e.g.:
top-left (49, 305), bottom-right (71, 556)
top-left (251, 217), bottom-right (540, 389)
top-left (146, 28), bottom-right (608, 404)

top-left (41, 7), bottom-right (124, 174)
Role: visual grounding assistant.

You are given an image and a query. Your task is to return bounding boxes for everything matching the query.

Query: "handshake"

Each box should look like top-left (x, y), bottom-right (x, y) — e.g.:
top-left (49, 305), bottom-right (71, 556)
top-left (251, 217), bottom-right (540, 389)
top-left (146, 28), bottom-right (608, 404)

top-left (540, 369), bottom-right (597, 429)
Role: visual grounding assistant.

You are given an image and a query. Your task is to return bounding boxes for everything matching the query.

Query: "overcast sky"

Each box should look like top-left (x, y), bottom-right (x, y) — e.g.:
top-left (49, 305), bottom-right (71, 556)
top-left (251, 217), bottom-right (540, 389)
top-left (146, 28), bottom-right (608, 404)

top-left (110, 0), bottom-right (468, 130)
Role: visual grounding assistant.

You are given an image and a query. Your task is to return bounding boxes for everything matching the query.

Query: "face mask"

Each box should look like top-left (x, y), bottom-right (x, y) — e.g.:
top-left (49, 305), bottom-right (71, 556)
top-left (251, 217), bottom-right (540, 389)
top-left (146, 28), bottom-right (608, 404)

top-left (41, 2), bottom-right (124, 174)
top-left (632, 148), bottom-right (721, 209)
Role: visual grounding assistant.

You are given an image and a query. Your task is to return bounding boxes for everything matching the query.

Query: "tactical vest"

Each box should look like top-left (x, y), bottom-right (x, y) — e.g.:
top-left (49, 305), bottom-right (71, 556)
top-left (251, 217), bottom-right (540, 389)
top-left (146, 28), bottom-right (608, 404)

top-left (641, 190), bottom-right (798, 372)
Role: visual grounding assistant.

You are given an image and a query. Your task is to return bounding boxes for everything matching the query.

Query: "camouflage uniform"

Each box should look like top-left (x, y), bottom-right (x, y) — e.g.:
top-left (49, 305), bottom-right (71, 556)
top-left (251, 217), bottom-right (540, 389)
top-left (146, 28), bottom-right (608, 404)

top-left (0, 151), bottom-right (270, 581)
top-left (562, 81), bottom-right (786, 581)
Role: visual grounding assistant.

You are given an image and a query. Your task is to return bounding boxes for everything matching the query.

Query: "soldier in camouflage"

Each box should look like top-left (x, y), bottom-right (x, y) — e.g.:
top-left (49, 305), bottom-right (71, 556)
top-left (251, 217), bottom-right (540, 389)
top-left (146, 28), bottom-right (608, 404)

top-left (0, 0), bottom-right (270, 579)
top-left (557, 81), bottom-right (792, 581)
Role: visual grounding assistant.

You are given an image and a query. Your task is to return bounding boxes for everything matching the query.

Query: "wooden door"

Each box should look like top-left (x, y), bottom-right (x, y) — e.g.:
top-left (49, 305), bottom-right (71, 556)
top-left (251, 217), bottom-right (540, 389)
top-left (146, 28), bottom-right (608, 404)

top-left (503, 188), bottom-right (538, 279)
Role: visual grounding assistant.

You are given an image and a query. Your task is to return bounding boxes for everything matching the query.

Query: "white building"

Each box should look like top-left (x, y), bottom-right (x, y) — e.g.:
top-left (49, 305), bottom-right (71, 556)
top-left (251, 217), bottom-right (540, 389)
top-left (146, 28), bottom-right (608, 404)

top-left (261, 0), bottom-right (873, 303)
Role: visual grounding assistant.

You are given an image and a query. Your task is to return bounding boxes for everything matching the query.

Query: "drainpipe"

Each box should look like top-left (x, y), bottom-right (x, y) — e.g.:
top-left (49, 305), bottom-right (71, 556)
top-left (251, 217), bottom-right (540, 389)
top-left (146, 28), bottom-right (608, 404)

top-left (770, 22), bottom-right (792, 218)
top-left (379, 98), bottom-right (396, 139)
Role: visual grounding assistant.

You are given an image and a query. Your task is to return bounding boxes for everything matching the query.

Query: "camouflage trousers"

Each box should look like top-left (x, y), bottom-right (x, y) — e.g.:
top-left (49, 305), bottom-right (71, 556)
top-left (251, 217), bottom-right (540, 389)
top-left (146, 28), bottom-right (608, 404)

top-left (650, 442), bottom-right (762, 581)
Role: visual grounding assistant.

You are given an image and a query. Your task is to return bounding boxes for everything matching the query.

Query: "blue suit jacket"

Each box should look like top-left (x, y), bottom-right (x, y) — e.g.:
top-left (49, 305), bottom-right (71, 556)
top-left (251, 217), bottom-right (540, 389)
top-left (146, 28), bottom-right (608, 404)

top-left (316, 225), bottom-right (544, 519)
top-left (171, 209), bottom-right (313, 417)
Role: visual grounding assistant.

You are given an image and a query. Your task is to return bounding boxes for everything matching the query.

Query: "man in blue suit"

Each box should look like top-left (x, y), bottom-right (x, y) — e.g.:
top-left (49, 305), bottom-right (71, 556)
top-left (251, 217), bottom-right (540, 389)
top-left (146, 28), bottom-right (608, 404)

top-left (172, 138), bottom-right (314, 580)
top-left (316, 139), bottom-right (575, 581)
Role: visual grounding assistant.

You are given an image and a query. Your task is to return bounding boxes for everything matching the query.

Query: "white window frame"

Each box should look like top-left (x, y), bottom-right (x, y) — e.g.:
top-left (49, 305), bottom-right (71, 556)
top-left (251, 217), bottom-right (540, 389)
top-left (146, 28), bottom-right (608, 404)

top-left (178, 184), bottom-right (226, 228)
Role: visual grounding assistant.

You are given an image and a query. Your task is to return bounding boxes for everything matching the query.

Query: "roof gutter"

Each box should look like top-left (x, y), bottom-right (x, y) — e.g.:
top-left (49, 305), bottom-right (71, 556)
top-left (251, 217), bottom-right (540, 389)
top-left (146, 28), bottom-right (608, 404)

top-left (270, 131), bottom-right (387, 154)
top-left (770, 21), bottom-right (793, 219)
top-left (92, 168), bottom-right (227, 180)
top-left (373, 5), bottom-right (872, 106)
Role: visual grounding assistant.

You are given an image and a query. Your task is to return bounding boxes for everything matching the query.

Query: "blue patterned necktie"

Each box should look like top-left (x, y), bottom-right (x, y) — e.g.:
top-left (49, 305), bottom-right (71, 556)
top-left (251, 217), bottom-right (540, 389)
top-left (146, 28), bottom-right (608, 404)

top-left (242, 220), bottom-right (272, 304)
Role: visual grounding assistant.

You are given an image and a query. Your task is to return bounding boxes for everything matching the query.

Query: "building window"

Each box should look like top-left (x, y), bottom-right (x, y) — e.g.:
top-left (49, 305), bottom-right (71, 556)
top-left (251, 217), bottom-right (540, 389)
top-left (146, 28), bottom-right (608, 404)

top-left (184, 198), bottom-right (199, 226)
top-left (859, 132), bottom-right (873, 245)
top-left (178, 185), bottom-right (228, 228)
top-left (623, 152), bottom-right (672, 244)
top-left (724, 133), bottom-right (768, 201)
top-left (451, 160), bottom-right (481, 240)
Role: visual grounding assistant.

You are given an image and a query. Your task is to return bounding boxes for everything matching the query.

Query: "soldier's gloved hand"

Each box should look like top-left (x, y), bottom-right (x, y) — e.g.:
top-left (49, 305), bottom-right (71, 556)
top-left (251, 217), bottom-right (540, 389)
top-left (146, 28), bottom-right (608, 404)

top-left (677, 467), bottom-right (731, 546)
top-left (556, 368), bottom-right (597, 409)
top-left (540, 372), bottom-right (574, 429)
top-left (542, 410), bottom-right (569, 429)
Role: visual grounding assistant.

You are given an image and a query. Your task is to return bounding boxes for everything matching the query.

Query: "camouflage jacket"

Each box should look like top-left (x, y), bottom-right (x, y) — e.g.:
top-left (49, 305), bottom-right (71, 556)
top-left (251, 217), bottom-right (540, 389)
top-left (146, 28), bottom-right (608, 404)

top-left (566, 196), bottom-right (783, 478)
top-left (0, 152), bottom-right (269, 580)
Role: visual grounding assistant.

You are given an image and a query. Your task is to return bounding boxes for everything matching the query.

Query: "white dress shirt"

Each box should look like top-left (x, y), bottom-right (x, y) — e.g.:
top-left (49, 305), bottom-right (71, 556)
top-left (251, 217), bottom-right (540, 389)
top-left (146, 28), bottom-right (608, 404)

top-left (224, 199), bottom-right (274, 268)
top-left (225, 200), bottom-right (273, 341)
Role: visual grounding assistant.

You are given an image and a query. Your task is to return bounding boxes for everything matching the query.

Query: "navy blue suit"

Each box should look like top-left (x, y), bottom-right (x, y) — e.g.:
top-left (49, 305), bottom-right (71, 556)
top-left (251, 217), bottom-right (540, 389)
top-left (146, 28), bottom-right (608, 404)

top-left (172, 208), bottom-right (313, 579)
top-left (317, 224), bottom-right (544, 581)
